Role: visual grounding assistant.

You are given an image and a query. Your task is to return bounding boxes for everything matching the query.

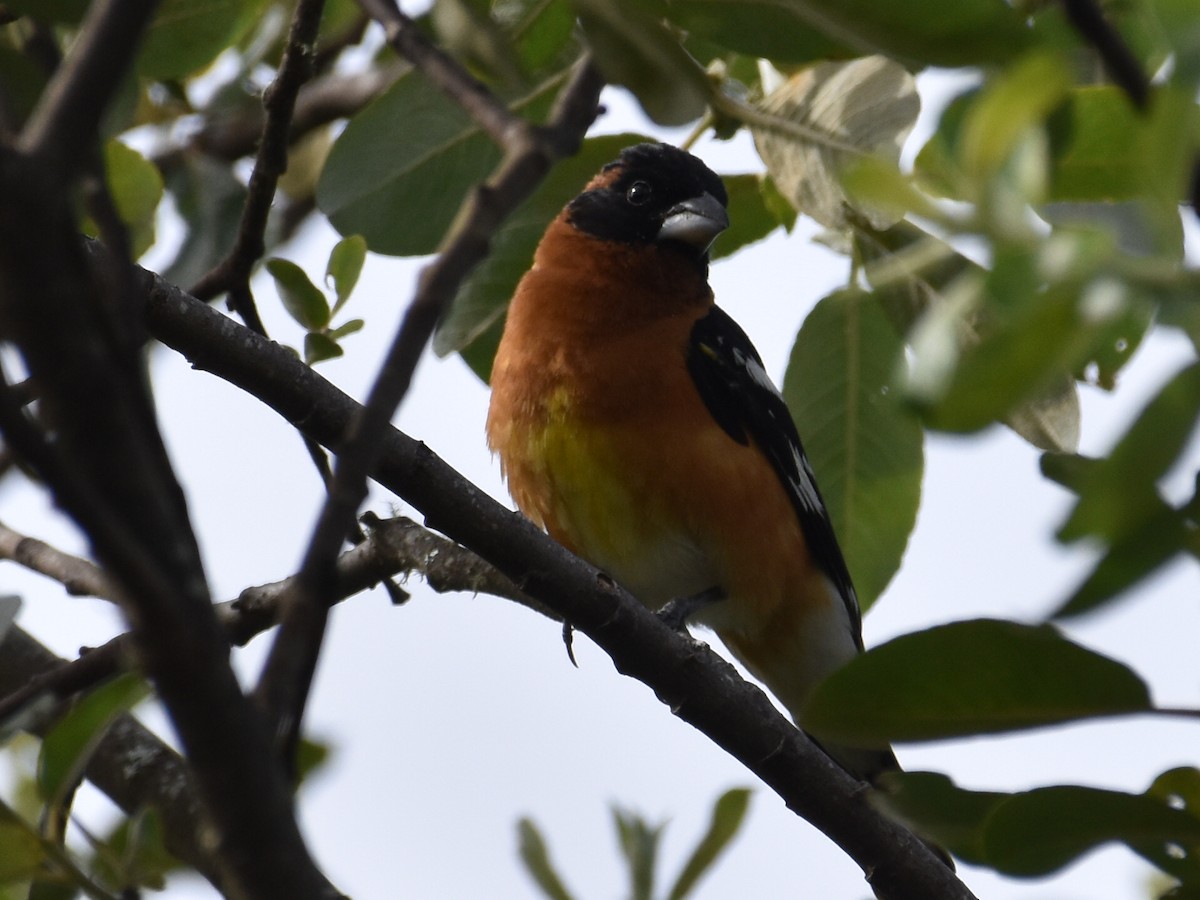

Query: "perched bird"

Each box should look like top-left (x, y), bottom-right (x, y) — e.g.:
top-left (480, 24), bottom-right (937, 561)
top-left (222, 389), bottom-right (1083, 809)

top-left (486, 142), bottom-right (895, 782)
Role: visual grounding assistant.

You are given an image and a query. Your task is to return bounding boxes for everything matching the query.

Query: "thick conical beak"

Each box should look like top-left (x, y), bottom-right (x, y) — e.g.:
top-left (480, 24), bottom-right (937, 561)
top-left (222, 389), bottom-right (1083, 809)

top-left (657, 191), bottom-right (729, 252)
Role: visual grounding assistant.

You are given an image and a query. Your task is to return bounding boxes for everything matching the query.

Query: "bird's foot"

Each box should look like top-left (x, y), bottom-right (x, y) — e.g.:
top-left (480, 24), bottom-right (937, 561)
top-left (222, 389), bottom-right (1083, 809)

top-left (657, 586), bottom-right (724, 632)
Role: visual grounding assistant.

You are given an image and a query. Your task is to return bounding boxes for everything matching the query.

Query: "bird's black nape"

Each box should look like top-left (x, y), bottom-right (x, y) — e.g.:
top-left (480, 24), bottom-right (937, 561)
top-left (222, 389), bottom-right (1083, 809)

top-left (565, 143), bottom-right (728, 261)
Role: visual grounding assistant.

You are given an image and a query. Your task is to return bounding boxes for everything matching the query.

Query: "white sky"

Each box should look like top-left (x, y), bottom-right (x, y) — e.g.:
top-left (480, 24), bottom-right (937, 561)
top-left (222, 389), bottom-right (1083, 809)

top-left (2, 67), bottom-right (1199, 900)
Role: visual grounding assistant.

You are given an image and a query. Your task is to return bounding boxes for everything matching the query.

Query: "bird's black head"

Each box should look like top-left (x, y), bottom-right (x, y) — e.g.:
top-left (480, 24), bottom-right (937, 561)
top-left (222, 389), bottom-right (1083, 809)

top-left (566, 143), bottom-right (729, 262)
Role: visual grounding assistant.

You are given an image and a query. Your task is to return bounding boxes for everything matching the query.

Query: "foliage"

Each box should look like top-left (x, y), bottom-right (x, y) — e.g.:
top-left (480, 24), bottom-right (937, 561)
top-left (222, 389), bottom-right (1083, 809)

top-left (518, 788), bottom-right (752, 900)
top-left (1, 0), bottom-right (1199, 896)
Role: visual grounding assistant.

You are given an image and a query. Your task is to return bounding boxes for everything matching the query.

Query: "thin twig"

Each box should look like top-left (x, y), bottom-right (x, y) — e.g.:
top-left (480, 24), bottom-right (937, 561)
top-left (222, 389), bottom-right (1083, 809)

top-left (0, 520), bottom-right (119, 600)
top-left (0, 516), bottom-right (540, 730)
top-left (1060, 0), bottom-right (1149, 110)
top-left (189, 0), bottom-right (326, 311)
top-left (360, 0), bottom-right (523, 146)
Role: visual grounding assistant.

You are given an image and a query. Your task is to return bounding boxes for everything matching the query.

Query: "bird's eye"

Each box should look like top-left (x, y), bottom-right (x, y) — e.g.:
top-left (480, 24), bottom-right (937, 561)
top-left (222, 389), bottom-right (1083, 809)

top-left (626, 181), bottom-right (652, 206)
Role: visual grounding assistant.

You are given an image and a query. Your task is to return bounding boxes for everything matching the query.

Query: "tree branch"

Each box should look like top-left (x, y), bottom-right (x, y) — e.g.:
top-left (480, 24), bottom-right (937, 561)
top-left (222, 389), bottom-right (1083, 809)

top-left (171, 61), bottom-right (407, 166)
top-left (360, 0), bottom-right (524, 146)
top-left (19, 0), bottom-right (158, 177)
top-left (0, 0), bottom-right (339, 894)
top-left (0, 625), bottom-right (224, 888)
top-left (251, 53), bottom-right (604, 777)
top-left (0, 520), bottom-right (119, 601)
top-left (141, 268), bottom-right (975, 900)
top-left (0, 515), bottom-right (544, 730)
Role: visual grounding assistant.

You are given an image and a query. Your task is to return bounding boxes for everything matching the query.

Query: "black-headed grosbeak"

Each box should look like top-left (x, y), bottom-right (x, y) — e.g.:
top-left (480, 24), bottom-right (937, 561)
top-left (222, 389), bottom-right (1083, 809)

top-left (487, 142), bottom-right (896, 782)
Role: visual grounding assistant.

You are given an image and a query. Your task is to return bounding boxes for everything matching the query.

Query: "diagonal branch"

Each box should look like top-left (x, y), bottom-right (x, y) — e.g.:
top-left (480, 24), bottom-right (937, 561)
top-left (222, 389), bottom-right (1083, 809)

top-left (359, 0), bottom-right (523, 146)
top-left (1059, 0), bottom-right (1149, 109)
top-left (19, 0), bottom-right (159, 178)
top-left (251, 54), bottom-right (604, 776)
top-left (142, 267), bottom-right (975, 900)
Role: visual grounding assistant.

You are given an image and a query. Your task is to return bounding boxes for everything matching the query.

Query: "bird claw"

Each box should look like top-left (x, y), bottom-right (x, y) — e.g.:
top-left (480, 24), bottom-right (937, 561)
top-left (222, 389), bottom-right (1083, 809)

top-left (657, 586), bottom-right (724, 632)
top-left (562, 620), bottom-right (578, 667)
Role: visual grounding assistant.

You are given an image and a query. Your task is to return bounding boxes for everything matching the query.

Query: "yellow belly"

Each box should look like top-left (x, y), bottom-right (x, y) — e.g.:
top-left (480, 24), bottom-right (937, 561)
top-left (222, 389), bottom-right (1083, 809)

top-left (508, 408), bottom-right (718, 607)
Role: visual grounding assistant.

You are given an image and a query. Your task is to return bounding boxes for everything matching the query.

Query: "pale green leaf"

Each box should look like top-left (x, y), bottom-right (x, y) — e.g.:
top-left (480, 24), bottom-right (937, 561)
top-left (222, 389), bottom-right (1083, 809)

top-left (267, 258), bottom-right (330, 331)
top-left (326, 234), bottom-right (367, 314)
top-left (752, 56), bottom-right (919, 230)
top-left (38, 675), bottom-right (148, 806)
top-left (516, 818), bottom-right (575, 900)
top-left (667, 788), bottom-right (752, 900)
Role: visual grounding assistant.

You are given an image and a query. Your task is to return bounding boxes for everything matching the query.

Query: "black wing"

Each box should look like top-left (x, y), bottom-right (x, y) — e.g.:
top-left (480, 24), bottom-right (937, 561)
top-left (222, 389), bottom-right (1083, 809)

top-left (686, 305), bottom-right (863, 646)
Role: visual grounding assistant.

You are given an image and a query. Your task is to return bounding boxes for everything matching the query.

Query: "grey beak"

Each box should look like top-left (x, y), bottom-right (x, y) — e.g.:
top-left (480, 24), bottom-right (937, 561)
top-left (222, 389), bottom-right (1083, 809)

top-left (657, 191), bottom-right (729, 252)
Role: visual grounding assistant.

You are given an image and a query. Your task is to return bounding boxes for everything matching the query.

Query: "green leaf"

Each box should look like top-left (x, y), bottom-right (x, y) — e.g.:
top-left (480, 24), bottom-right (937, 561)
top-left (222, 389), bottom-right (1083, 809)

top-left (516, 818), bottom-right (574, 900)
top-left (0, 39), bottom-right (50, 129)
top-left (38, 674), bottom-right (148, 806)
top-left (703, 0), bottom-right (1030, 67)
top-left (804, 619), bottom-right (1153, 744)
top-left (1045, 87), bottom-right (1145, 202)
top-left (161, 153), bottom-right (248, 290)
top-left (84, 140), bottom-right (164, 258)
top-left (304, 332), bottom-right (344, 364)
top-left (326, 234), bottom-right (367, 315)
top-left (433, 0), bottom-right (523, 87)
top-left (1052, 502), bottom-right (1189, 619)
top-left (653, 0), bottom-right (851, 63)
top-left (267, 259), bottom-right (330, 331)
top-left (1, 0), bottom-right (89, 22)
top-left (959, 51), bottom-right (1072, 181)
top-left (784, 289), bottom-right (923, 611)
top-left (873, 771), bottom-right (1006, 865)
top-left (667, 788), bottom-right (752, 900)
top-left (0, 805), bottom-right (44, 880)
top-left (573, 0), bottom-right (710, 125)
top-left (919, 278), bottom-right (1133, 438)
top-left (856, 221), bottom-right (1083, 452)
top-left (295, 736), bottom-right (333, 785)
top-left (984, 785), bottom-right (1200, 878)
top-left (710, 174), bottom-right (784, 260)
top-left (613, 808), bottom-right (663, 900)
top-left (316, 69), bottom-right (560, 255)
top-left (434, 132), bottom-right (647, 379)
top-left (1059, 362), bottom-right (1200, 544)
top-left (328, 318), bottom-right (365, 341)
top-left (752, 56), bottom-right (919, 230)
top-left (512, 0), bottom-right (578, 75)
top-left (138, 0), bottom-right (268, 79)
top-left (1143, 768), bottom-right (1200, 886)
top-left (96, 808), bottom-right (182, 891)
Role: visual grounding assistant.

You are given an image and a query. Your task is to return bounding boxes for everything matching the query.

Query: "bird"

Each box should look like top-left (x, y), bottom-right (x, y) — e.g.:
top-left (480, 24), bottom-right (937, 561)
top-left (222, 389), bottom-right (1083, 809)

top-left (485, 141), bottom-right (896, 783)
